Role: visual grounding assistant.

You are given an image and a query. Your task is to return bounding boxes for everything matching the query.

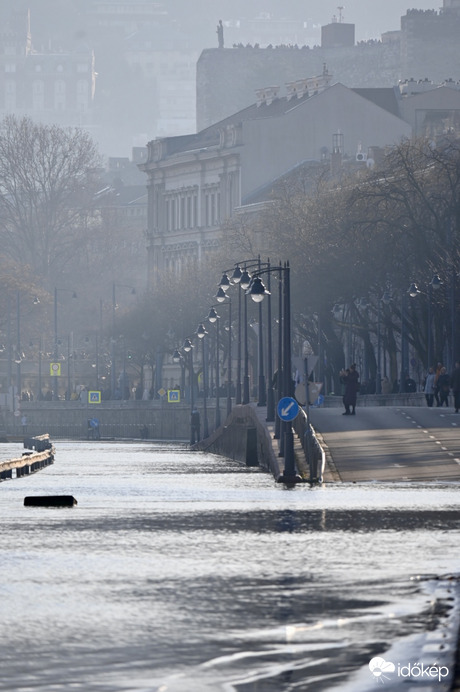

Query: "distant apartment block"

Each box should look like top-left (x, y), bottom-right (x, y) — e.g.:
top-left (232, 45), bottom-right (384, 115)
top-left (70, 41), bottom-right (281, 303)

top-left (0, 9), bottom-right (95, 129)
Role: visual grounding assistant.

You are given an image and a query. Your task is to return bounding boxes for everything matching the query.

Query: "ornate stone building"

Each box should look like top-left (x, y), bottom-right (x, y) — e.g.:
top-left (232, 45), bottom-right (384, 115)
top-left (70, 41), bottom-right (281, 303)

top-left (141, 68), bottom-right (460, 285)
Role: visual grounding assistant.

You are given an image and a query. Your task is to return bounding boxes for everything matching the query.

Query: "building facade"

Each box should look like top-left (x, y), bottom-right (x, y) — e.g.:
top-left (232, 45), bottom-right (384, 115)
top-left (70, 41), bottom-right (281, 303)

top-left (197, 0), bottom-right (460, 132)
top-left (141, 70), bottom-right (460, 286)
top-left (0, 9), bottom-right (95, 129)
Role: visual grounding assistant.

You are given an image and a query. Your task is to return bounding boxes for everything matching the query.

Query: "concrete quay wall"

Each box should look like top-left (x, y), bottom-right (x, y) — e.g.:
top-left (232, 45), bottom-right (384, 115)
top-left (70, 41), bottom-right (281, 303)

top-left (1, 400), bottom-right (211, 441)
top-left (193, 404), bottom-right (282, 478)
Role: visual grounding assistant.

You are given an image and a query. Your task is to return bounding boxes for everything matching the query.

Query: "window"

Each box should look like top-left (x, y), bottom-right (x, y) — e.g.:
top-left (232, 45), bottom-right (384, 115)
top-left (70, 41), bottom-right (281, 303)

top-left (180, 196), bottom-right (185, 228)
top-left (187, 196), bottom-right (192, 228)
top-left (5, 80), bottom-right (16, 110)
top-left (54, 80), bottom-right (66, 110)
top-left (76, 80), bottom-right (88, 112)
top-left (32, 80), bottom-right (45, 111)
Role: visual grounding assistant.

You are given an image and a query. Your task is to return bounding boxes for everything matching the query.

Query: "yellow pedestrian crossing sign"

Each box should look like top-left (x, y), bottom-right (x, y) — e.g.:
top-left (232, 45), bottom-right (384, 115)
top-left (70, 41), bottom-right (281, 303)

top-left (50, 362), bottom-right (61, 376)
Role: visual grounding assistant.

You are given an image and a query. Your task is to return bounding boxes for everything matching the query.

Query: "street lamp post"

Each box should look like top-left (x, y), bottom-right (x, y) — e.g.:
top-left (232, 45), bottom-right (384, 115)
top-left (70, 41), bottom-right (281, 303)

top-left (408, 274), bottom-right (442, 372)
top-left (376, 297), bottom-right (381, 394)
top-left (220, 259), bottom-right (271, 407)
top-left (399, 282), bottom-right (421, 393)
top-left (207, 306), bottom-right (221, 429)
top-left (54, 287), bottom-right (77, 400)
top-left (182, 338), bottom-right (194, 405)
top-left (265, 268), bottom-right (275, 421)
top-left (197, 323), bottom-right (209, 438)
top-left (16, 292), bottom-right (21, 402)
top-left (230, 267), bottom-right (243, 404)
top-left (111, 283), bottom-right (136, 399)
top-left (182, 337), bottom-right (195, 443)
top-left (240, 268), bottom-right (251, 404)
top-left (427, 274), bottom-right (442, 368)
top-left (248, 262), bottom-right (296, 480)
top-left (172, 348), bottom-right (186, 398)
top-left (225, 298), bottom-right (233, 416)
top-left (256, 258), bottom-right (266, 407)
top-left (212, 294), bottom-right (233, 418)
top-left (38, 336), bottom-right (42, 400)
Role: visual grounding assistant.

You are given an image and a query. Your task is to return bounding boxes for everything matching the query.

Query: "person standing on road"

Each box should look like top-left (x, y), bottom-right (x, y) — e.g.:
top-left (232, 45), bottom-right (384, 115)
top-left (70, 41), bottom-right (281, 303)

top-left (451, 361), bottom-right (460, 413)
top-left (437, 366), bottom-right (450, 407)
top-left (190, 407), bottom-right (201, 444)
top-left (423, 366), bottom-right (436, 407)
top-left (340, 363), bottom-right (360, 415)
top-left (434, 361), bottom-right (443, 406)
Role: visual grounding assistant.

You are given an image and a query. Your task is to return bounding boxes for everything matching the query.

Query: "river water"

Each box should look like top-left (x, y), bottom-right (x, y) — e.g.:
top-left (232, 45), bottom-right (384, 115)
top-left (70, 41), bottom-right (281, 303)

top-left (1, 441), bottom-right (459, 692)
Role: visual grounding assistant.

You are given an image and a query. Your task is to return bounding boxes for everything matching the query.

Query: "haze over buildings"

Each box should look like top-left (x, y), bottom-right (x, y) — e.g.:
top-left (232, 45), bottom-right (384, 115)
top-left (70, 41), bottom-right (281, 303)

top-left (0, 0), bottom-right (452, 157)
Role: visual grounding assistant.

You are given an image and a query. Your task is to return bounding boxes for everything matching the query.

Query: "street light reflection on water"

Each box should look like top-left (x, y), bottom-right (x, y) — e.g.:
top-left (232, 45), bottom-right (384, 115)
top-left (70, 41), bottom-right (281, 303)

top-left (0, 441), bottom-right (459, 692)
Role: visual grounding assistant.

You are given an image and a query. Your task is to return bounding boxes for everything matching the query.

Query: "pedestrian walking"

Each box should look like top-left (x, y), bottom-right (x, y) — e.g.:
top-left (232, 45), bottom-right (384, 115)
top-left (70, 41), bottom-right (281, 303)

top-left (434, 362), bottom-right (443, 406)
top-left (339, 363), bottom-right (360, 415)
top-left (437, 366), bottom-right (450, 407)
top-left (190, 407), bottom-right (201, 443)
top-left (423, 366), bottom-right (436, 407)
top-left (451, 361), bottom-right (460, 413)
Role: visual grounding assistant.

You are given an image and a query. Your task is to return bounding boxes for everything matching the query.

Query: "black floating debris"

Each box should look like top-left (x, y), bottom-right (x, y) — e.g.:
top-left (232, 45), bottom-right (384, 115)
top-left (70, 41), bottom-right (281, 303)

top-left (24, 495), bottom-right (77, 507)
top-left (276, 474), bottom-right (306, 485)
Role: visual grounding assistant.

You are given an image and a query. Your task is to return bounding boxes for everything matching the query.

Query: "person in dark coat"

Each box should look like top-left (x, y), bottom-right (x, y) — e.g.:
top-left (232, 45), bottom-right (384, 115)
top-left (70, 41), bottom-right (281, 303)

top-left (340, 363), bottom-right (360, 415)
top-left (451, 361), bottom-right (460, 413)
top-left (437, 367), bottom-right (450, 407)
top-left (190, 407), bottom-right (201, 443)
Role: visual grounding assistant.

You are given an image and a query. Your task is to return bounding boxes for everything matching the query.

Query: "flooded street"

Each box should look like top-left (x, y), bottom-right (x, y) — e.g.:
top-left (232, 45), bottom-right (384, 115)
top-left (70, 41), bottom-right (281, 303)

top-left (1, 441), bottom-right (459, 691)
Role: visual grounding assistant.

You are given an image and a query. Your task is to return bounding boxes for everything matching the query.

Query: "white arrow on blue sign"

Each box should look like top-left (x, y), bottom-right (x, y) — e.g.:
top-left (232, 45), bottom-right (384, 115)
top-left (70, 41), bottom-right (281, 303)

top-left (277, 396), bottom-right (299, 421)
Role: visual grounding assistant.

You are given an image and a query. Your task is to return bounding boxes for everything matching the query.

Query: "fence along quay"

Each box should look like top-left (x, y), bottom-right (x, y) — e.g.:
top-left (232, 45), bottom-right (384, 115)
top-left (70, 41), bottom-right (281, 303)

top-left (0, 434), bottom-right (54, 480)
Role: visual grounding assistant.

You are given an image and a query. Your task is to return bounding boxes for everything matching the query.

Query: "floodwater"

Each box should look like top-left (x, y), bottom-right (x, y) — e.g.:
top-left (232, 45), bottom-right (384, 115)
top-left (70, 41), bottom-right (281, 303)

top-left (0, 441), bottom-right (459, 692)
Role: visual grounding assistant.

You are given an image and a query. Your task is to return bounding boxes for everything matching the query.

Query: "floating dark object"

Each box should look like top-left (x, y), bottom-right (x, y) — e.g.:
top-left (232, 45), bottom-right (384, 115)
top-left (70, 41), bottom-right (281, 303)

top-left (276, 474), bottom-right (306, 485)
top-left (24, 495), bottom-right (77, 507)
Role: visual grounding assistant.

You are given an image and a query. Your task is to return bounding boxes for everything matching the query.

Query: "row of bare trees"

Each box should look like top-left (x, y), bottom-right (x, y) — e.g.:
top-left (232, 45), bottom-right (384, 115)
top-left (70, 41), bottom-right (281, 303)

top-left (256, 136), bottom-right (460, 390)
top-left (114, 136), bottom-right (460, 396)
top-left (3, 111), bottom-right (460, 397)
top-left (0, 115), bottom-right (148, 397)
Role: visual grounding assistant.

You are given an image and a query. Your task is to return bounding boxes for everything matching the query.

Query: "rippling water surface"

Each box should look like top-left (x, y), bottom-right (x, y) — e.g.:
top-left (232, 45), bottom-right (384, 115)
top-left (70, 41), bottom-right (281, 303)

top-left (1, 441), bottom-right (459, 691)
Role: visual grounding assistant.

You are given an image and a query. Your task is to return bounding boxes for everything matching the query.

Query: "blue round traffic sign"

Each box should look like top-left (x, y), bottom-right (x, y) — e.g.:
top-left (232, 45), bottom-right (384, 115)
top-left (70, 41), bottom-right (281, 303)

top-left (277, 397), bottom-right (299, 421)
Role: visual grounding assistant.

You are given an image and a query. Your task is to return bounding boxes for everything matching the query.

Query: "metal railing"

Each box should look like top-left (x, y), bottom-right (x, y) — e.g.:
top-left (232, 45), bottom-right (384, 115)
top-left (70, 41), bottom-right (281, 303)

top-left (292, 408), bottom-right (325, 483)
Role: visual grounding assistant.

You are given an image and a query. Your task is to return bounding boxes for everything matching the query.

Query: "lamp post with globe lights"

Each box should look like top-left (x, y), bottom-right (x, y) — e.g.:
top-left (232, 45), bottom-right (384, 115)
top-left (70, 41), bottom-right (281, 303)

top-left (247, 262), bottom-right (296, 481)
top-left (196, 323), bottom-right (209, 438)
top-left (214, 290), bottom-right (233, 417)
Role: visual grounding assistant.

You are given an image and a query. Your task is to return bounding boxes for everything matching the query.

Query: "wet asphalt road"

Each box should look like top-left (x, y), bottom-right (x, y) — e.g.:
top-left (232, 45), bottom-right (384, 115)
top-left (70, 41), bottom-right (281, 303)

top-left (308, 405), bottom-right (460, 482)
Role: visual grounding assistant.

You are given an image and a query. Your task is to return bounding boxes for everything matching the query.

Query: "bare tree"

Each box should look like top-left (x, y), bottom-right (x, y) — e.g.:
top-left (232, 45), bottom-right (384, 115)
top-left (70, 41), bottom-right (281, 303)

top-left (0, 115), bottom-right (102, 288)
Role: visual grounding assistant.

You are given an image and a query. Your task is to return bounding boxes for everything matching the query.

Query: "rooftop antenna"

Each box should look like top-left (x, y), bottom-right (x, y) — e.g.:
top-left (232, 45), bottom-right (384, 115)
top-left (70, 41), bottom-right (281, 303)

top-left (337, 6), bottom-right (344, 22)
